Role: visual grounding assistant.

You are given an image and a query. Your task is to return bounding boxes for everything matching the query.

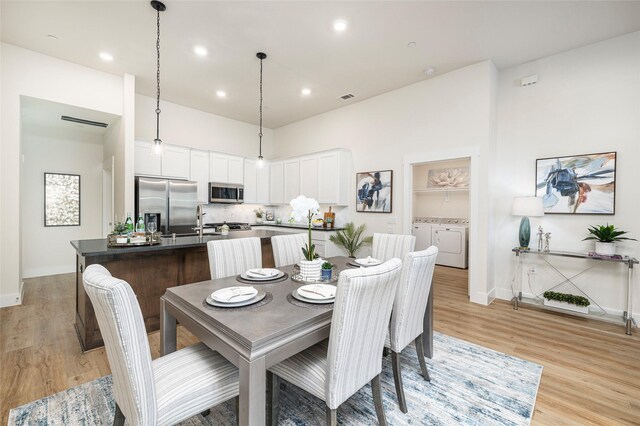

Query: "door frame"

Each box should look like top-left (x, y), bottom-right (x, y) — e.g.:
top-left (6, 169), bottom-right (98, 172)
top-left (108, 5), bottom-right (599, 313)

top-left (102, 156), bottom-right (114, 236)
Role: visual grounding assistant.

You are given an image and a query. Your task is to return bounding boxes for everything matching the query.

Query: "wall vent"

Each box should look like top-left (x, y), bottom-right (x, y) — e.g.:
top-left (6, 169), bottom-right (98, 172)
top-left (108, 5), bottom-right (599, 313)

top-left (339, 93), bottom-right (355, 100)
top-left (60, 115), bottom-right (108, 128)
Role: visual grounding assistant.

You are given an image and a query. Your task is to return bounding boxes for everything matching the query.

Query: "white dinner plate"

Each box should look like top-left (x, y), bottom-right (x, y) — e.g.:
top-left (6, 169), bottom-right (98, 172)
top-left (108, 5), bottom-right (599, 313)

top-left (296, 284), bottom-right (337, 300)
top-left (292, 289), bottom-right (335, 304)
top-left (211, 286), bottom-right (258, 303)
top-left (206, 291), bottom-right (266, 308)
top-left (240, 269), bottom-right (285, 281)
top-left (355, 257), bottom-right (382, 266)
top-left (246, 268), bottom-right (280, 278)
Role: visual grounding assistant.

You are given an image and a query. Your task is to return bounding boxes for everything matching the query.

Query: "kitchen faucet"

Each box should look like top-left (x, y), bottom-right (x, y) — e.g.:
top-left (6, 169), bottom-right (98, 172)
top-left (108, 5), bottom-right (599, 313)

top-left (196, 204), bottom-right (206, 240)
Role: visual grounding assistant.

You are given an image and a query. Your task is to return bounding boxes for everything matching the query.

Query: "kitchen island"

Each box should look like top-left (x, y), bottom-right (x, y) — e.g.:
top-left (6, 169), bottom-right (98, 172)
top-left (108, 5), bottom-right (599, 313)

top-left (71, 229), bottom-right (284, 351)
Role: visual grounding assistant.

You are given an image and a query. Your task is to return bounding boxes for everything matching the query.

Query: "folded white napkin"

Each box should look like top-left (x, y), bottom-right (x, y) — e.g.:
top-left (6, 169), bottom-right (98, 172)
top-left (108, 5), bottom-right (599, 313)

top-left (297, 284), bottom-right (336, 299)
top-left (246, 268), bottom-right (278, 277)
top-left (212, 286), bottom-right (257, 302)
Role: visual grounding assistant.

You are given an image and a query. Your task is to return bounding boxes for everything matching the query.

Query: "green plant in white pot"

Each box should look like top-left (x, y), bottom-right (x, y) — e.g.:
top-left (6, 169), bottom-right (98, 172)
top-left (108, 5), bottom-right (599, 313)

top-left (290, 195), bottom-right (322, 280)
top-left (583, 224), bottom-right (636, 255)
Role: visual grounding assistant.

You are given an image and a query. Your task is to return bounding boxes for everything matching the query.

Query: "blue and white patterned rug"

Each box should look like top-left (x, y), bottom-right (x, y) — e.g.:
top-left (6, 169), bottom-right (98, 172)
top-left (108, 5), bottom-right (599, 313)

top-left (9, 332), bottom-right (542, 425)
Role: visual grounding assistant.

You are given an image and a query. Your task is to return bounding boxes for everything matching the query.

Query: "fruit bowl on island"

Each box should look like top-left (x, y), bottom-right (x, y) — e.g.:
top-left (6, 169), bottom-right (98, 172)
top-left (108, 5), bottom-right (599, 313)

top-left (312, 219), bottom-right (324, 227)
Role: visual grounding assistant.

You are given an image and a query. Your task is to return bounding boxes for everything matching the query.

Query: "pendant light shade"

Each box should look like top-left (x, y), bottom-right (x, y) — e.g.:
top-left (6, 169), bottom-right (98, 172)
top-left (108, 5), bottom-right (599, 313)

top-left (151, 1), bottom-right (166, 155)
top-left (256, 52), bottom-right (267, 168)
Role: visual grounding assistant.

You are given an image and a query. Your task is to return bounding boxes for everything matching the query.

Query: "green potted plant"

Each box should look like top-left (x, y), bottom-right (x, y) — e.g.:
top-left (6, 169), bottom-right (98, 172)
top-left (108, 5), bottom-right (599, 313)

top-left (110, 222), bottom-right (129, 244)
top-left (290, 195), bottom-right (322, 280)
top-left (321, 261), bottom-right (333, 281)
top-left (583, 224), bottom-right (636, 256)
top-left (543, 291), bottom-right (590, 314)
top-left (329, 222), bottom-right (373, 258)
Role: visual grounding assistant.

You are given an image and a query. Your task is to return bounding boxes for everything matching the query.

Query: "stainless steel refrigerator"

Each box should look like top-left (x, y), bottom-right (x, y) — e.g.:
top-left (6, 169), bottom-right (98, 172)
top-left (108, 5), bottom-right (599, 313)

top-left (135, 176), bottom-right (198, 235)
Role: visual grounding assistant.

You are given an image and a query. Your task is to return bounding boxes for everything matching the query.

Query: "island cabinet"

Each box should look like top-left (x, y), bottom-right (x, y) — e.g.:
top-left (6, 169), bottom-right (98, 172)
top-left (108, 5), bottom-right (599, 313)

top-left (72, 231), bottom-right (278, 352)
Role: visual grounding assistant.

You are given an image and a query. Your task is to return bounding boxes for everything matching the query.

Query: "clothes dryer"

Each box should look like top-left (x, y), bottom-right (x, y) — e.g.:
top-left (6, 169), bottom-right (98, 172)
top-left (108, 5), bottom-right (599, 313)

top-left (432, 218), bottom-right (469, 268)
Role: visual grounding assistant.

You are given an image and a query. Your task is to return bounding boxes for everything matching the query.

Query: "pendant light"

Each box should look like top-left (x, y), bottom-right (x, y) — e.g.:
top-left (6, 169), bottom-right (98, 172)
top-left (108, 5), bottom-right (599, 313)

top-left (151, 1), bottom-right (166, 155)
top-left (256, 52), bottom-right (267, 168)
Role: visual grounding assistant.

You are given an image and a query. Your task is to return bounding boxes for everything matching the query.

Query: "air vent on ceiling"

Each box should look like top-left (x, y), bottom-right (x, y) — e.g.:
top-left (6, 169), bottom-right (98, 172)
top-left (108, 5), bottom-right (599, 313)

top-left (60, 115), bottom-right (108, 128)
top-left (339, 93), bottom-right (355, 100)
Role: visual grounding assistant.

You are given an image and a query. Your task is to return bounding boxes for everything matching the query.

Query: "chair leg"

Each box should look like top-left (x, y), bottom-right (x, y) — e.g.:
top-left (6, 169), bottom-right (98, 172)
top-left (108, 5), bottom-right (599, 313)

top-left (113, 403), bottom-right (125, 426)
top-left (266, 371), bottom-right (280, 426)
top-left (371, 374), bottom-right (387, 426)
top-left (235, 396), bottom-right (240, 425)
top-left (382, 347), bottom-right (390, 357)
top-left (201, 409), bottom-right (211, 417)
top-left (326, 406), bottom-right (337, 426)
top-left (414, 334), bottom-right (431, 382)
top-left (391, 351), bottom-right (408, 413)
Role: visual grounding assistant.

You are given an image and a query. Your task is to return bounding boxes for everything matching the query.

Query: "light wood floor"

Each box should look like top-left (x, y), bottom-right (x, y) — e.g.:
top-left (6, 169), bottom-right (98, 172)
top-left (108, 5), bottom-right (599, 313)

top-left (1, 268), bottom-right (639, 425)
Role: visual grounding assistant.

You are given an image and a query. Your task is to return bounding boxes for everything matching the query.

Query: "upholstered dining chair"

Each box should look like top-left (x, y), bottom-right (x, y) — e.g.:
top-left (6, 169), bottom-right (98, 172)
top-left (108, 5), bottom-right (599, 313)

top-left (271, 233), bottom-right (307, 267)
top-left (267, 258), bottom-right (403, 426)
top-left (385, 246), bottom-right (438, 413)
top-left (372, 233), bottom-right (416, 262)
top-left (82, 264), bottom-right (239, 426)
top-left (207, 237), bottom-right (262, 279)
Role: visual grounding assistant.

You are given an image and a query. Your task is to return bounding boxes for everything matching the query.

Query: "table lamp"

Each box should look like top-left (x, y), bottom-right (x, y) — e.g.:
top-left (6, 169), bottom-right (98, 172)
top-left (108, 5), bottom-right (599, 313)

top-left (511, 196), bottom-right (544, 249)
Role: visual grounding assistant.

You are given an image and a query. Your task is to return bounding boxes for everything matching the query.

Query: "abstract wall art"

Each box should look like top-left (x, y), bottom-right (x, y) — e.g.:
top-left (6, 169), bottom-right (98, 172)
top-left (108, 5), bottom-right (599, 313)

top-left (356, 170), bottom-right (393, 213)
top-left (44, 172), bottom-right (81, 226)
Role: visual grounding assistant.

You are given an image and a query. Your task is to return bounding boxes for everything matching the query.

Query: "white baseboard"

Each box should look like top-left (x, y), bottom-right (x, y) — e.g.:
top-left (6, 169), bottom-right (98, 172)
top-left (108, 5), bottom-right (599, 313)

top-left (0, 292), bottom-right (22, 308)
top-left (22, 265), bottom-right (75, 279)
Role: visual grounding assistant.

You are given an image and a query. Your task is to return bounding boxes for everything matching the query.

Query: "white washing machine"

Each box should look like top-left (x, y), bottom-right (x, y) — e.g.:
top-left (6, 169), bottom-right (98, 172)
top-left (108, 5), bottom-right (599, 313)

top-left (432, 218), bottom-right (469, 269)
top-left (411, 217), bottom-right (441, 251)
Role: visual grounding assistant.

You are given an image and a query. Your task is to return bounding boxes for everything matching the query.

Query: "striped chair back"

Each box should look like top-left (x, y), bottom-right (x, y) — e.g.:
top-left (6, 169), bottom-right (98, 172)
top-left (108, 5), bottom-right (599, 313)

top-left (372, 233), bottom-right (416, 262)
top-left (207, 237), bottom-right (262, 279)
top-left (82, 264), bottom-right (157, 425)
top-left (325, 258), bottom-right (403, 409)
top-left (271, 233), bottom-right (307, 267)
top-left (389, 246), bottom-right (439, 352)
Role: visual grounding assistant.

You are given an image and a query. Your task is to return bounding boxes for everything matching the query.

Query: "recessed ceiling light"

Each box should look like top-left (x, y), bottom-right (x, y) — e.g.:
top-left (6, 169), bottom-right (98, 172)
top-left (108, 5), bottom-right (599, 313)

top-left (301, 88), bottom-right (311, 96)
top-left (216, 90), bottom-right (226, 98)
top-left (47, 34), bottom-right (58, 40)
top-left (99, 52), bottom-right (114, 62)
top-left (407, 41), bottom-right (416, 48)
top-left (193, 46), bottom-right (207, 56)
top-left (333, 20), bottom-right (347, 32)
top-left (423, 66), bottom-right (436, 76)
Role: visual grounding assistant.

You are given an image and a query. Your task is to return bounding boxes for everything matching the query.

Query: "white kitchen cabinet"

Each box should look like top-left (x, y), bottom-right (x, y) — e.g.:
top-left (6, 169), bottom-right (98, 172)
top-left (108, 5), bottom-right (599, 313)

top-left (134, 140), bottom-right (162, 176)
top-left (256, 162), bottom-right (270, 204)
top-left (284, 159), bottom-right (301, 202)
top-left (243, 159), bottom-right (258, 204)
top-left (161, 144), bottom-right (190, 179)
top-left (269, 161), bottom-right (284, 204)
top-left (256, 225), bottom-right (345, 257)
top-left (299, 155), bottom-right (319, 200)
top-left (210, 152), bottom-right (244, 184)
top-left (318, 150), bottom-right (351, 205)
top-left (190, 149), bottom-right (210, 203)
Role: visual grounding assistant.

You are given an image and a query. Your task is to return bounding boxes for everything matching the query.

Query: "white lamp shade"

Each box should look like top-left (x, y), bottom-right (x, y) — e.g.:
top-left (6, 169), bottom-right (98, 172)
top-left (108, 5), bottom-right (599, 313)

top-left (511, 196), bottom-right (544, 217)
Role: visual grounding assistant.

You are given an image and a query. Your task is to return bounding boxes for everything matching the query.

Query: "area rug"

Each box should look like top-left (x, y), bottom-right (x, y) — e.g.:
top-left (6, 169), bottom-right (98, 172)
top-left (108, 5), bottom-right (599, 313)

top-left (8, 332), bottom-right (542, 425)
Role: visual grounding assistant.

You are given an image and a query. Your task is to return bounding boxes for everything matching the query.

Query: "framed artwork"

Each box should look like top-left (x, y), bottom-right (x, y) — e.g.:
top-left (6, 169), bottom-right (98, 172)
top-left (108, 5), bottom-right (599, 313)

top-left (356, 170), bottom-right (392, 213)
top-left (44, 172), bottom-right (81, 226)
top-left (427, 167), bottom-right (469, 189)
top-left (535, 152), bottom-right (616, 215)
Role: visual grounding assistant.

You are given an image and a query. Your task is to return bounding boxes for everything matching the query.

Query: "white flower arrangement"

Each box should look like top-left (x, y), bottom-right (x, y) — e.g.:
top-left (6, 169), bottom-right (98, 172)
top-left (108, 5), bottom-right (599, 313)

top-left (289, 195), bottom-right (320, 261)
top-left (253, 208), bottom-right (265, 218)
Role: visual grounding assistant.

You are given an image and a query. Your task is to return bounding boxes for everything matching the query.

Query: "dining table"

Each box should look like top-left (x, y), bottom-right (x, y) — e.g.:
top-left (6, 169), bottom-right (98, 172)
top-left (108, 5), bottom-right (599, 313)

top-left (160, 255), bottom-right (433, 426)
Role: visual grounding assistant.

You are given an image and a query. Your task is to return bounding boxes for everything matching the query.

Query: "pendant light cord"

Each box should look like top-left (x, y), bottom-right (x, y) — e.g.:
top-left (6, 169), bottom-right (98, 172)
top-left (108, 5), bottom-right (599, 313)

top-left (155, 7), bottom-right (161, 143)
top-left (258, 55), bottom-right (263, 158)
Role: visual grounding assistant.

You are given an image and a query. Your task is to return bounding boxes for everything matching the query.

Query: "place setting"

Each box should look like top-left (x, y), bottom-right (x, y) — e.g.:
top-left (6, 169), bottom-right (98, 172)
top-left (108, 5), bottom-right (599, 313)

top-left (236, 268), bottom-right (289, 284)
top-left (205, 285), bottom-right (270, 309)
top-left (289, 283), bottom-right (337, 308)
top-left (347, 256), bottom-right (382, 268)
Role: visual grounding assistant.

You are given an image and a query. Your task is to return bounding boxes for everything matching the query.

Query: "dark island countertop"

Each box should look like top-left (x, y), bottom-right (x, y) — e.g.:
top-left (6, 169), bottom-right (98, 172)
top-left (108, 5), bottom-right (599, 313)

top-left (71, 229), bottom-right (288, 257)
top-left (251, 223), bottom-right (345, 232)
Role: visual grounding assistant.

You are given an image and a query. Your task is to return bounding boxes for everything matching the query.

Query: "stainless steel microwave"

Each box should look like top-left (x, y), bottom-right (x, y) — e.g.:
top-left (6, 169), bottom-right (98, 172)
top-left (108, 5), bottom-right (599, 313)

top-left (209, 182), bottom-right (244, 204)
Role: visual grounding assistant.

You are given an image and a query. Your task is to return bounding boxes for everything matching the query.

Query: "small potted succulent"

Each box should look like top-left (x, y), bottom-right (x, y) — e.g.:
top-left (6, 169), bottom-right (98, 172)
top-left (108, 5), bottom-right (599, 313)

top-left (321, 261), bottom-right (333, 281)
top-left (583, 224), bottom-right (636, 256)
top-left (110, 222), bottom-right (129, 245)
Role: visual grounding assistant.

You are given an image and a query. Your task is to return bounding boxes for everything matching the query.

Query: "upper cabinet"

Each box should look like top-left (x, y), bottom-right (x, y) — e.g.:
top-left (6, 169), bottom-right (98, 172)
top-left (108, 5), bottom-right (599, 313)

top-left (283, 159), bottom-right (301, 202)
top-left (299, 155), bottom-right (319, 200)
top-left (210, 152), bottom-right (244, 185)
top-left (134, 140), bottom-right (162, 176)
top-left (256, 163), bottom-right (270, 204)
top-left (134, 141), bottom-right (189, 180)
top-left (269, 161), bottom-right (284, 204)
top-left (190, 149), bottom-right (210, 203)
top-left (244, 159), bottom-right (270, 204)
top-left (318, 150), bottom-right (351, 205)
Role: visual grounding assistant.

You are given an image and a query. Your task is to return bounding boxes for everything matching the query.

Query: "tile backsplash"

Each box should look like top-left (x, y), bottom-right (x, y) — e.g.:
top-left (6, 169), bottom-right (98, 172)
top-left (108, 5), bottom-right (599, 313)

top-left (201, 203), bottom-right (348, 226)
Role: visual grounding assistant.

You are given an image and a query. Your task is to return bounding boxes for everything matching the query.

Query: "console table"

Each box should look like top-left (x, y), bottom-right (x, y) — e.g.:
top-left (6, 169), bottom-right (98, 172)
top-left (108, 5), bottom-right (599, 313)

top-left (512, 247), bottom-right (638, 335)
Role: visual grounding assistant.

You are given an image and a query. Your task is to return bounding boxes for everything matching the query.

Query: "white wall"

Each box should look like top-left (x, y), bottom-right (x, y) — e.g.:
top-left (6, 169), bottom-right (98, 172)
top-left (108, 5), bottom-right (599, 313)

top-left (0, 43), bottom-right (124, 307)
top-left (21, 126), bottom-right (104, 277)
top-left (413, 158), bottom-right (470, 219)
top-left (494, 31), bottom-right (640, 316)
top-left (135, 94), bottom-right (274, 159)
top-left (274, 61), bottom-right (498, 304)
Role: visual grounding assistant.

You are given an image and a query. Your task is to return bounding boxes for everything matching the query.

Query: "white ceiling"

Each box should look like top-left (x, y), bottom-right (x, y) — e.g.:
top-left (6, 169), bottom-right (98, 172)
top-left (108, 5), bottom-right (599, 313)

top-left (3, 1), bottom-right (640, 128)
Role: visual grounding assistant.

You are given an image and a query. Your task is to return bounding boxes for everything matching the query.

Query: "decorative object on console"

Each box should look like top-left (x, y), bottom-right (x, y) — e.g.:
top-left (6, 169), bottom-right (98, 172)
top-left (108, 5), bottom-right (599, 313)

top-left (427, 167), bottom-right (469, 189)
top-left (536, 226), bottom-right (544, 252)
top-left (583, 223), bottom-right (636, 256)
top-left (328, 222), bottom-right (373, 258)
top-left (44, 172), bottom-right (80, 226)
top-left (542, 291), bottom-right (590, 314)
top-left (256, 52), bottom-right (267, 168)
top-left (290, 195), bottom-right (322, 280)
top-left (535, 151), bottom-right (616, 214)
top-left (356, 170), bottom-right (393, 213)
top-left (544, 232), bottom-right (551, 252)
top-left (150, 0), bottom-right (166, 155)
top-left (511, 196), bottom-right (544, 250)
